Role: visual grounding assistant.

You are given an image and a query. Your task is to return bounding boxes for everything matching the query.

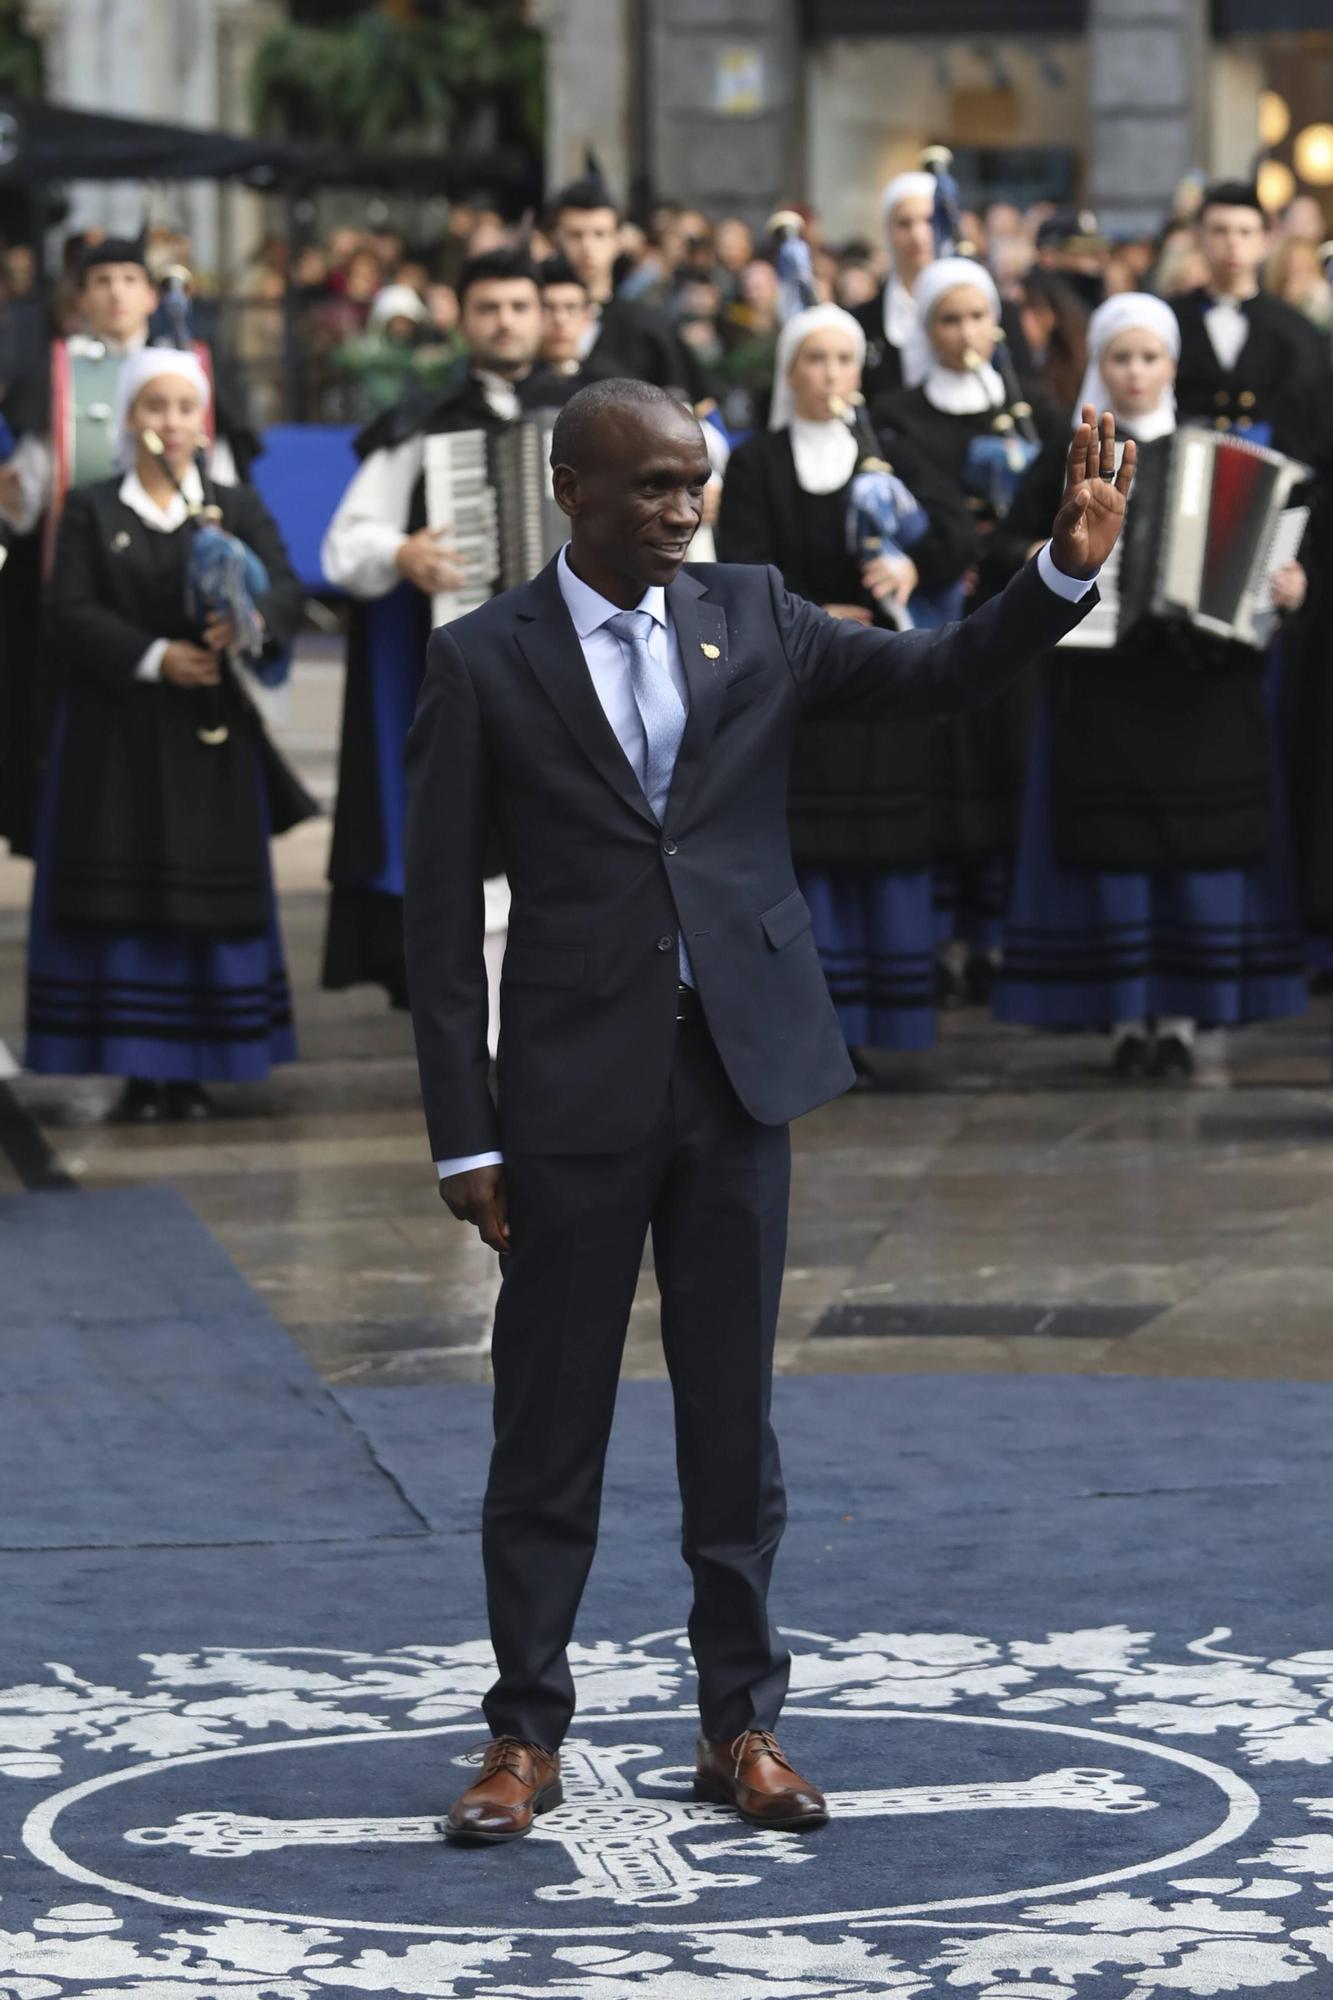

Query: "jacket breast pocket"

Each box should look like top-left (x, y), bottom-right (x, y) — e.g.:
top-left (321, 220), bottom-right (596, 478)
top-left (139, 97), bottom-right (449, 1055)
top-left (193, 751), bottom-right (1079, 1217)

top-left (502, 942), bottom-right (586, 988)
top-left (760, 888), bottom-right (813, 952)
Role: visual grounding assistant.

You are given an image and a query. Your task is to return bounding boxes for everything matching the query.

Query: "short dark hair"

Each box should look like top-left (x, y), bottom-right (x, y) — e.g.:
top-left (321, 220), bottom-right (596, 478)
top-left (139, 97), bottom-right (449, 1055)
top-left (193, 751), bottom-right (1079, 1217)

top-left (551, 177), bottom-right (620, 223)
top-left (457, 247), bottom-right (541, 307)
top-left (1199, 179), bottom-right (1266, 220)
top-left (539, 254), bottom-right (587, 294)
top-left (550, 377), bottom-right (695, 471)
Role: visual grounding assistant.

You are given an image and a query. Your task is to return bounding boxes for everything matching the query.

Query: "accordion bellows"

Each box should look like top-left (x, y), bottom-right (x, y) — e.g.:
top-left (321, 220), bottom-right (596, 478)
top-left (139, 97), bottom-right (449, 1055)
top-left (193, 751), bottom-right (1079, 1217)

top-left (1063, 428), bottom-right (1311, 654)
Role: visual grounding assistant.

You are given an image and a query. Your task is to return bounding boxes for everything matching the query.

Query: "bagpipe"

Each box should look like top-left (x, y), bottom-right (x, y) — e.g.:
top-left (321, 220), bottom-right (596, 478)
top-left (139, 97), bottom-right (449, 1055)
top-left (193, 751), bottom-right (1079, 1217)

top-left (920, 145), bottom-right (1042, 521)
top-left (830, 392), bottom-right (936, 630)
top-left (766, 209), bottom-right (819, 324)
top-left (142, 266), bottom-right (280, 746)
top-left (142, 427), bottom-right (288, 748)
top-left (958, 337), bottom-right (1042, 521)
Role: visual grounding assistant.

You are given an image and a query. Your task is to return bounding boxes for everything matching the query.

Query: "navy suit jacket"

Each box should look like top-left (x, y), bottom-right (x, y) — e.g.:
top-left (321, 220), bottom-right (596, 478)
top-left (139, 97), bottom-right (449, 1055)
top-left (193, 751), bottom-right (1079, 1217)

top-left (404, 554), bottom-right (1095, 1158)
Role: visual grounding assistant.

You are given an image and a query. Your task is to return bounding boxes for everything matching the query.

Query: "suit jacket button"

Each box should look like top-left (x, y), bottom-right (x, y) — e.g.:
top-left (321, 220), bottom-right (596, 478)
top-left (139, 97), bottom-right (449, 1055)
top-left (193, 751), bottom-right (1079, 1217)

top-left (662, 839), bottom-right (678, 856)
top-left (656, 935), bottom-right (674, 952)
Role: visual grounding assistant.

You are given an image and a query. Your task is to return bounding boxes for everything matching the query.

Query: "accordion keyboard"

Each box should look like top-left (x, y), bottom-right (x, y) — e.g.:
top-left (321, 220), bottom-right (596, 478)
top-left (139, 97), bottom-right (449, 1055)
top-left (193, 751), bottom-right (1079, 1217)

top-left (423, 428), bottom-right (500, 628)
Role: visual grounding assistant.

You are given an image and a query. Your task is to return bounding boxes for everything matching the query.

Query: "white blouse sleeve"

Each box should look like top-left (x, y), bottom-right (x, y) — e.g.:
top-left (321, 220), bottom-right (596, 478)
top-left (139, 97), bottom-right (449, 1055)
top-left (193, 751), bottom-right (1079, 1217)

top-left (320, 435), bottom-right (423, 600)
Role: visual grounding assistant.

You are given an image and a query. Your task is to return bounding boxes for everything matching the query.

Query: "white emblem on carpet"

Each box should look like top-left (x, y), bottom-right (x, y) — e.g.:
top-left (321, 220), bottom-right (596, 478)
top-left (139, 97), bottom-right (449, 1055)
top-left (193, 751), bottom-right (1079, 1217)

top-left (3, 1627), bottom-right (1333, 1994)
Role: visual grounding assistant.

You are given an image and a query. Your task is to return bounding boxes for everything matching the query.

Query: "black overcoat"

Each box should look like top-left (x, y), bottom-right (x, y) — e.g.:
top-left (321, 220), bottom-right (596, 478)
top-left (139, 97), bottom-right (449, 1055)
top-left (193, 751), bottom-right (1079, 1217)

top-left (1171, 288), bottom-right (1328, 458)
top-left (48, 476), bottom-right (312, 936)
top-left (716, 424), bottom-right (978, 868)
top-left (991, 435), bottom-right (1274, 872)
top-left (874, 382), bottom-right (1063, 860)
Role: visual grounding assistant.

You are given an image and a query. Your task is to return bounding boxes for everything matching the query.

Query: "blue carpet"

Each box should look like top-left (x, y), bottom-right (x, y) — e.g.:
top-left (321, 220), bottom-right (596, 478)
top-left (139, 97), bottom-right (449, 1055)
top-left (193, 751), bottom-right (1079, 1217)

top-left (3, 1190), bottom-right (1333, 1995)
top-left (0, 1188), bottom-right (424, 1548)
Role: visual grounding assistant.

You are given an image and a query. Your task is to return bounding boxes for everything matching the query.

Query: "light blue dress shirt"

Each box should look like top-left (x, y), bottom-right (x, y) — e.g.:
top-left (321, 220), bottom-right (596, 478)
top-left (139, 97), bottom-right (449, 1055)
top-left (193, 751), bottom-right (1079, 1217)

top-left (435, 539), bottom-right (1096, 1179)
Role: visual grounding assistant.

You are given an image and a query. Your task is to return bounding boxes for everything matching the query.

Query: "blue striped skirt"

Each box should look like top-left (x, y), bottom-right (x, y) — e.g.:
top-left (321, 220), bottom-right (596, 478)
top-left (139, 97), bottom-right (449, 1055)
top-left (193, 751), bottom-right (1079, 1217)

top-left (25, 719), bottom-right (297, 1082)
top-left (994, 696), bottom-right (1307, 1030)
top-left (799, 864), bottom-right (937, 1051)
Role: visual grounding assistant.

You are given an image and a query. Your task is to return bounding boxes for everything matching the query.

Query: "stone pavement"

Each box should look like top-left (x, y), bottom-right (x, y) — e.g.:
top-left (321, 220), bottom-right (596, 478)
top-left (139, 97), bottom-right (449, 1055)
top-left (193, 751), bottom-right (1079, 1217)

top-left (2, 635), bottom-right (1332, 1388)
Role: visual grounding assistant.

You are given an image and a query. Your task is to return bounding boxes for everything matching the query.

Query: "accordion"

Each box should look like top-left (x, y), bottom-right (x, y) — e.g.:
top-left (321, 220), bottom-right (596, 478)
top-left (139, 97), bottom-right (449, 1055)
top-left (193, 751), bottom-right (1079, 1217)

top-left (422, 411), bottom-right (567, 627)
top-left (1063, 428), bottom-right (1310, 653)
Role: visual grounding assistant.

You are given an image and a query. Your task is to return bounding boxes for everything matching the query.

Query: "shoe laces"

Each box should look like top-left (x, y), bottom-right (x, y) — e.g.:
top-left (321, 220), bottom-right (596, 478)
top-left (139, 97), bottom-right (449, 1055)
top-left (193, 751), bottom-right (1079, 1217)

top-left (463, 1736), bottom-right (549, 1779)
top-left (730, 1728), bottom-right (793, 1780)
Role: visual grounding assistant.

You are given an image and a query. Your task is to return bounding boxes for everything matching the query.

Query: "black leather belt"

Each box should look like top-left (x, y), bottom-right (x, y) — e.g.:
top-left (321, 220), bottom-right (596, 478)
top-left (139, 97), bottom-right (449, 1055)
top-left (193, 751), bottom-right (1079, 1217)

top-left (676, 983), bottom-right (701, 1023)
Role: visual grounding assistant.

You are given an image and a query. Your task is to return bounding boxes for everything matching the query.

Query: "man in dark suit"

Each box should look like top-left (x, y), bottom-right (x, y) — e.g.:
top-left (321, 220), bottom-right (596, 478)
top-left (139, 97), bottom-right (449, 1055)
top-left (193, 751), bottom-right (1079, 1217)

top-left (1171, 179), bottom-right (1329, 456)
top-left (404, 380), bottom-right (1133, 1845)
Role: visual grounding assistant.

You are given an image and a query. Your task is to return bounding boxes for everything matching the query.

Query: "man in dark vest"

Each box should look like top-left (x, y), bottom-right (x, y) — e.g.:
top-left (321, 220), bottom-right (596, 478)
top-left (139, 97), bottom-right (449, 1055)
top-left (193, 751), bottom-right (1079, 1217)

top-left (1172, 179), bottom-right (1329, 455)
top-left (403, 378), bottom-right (1133, 1843)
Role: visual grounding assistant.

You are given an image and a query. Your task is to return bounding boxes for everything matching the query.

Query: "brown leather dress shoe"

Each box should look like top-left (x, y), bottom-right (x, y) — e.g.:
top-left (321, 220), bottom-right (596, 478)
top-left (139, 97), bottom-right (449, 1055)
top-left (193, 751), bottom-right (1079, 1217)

top-left (694, 1728), bottom-right (828, 1829)
top-left (442, 1737), bottom-right (563, 1843)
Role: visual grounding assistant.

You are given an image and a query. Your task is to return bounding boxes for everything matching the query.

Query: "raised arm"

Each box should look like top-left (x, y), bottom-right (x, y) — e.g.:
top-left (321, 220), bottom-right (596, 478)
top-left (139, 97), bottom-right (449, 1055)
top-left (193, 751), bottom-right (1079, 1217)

top-left (784, 409), bottom-right (1134, 721)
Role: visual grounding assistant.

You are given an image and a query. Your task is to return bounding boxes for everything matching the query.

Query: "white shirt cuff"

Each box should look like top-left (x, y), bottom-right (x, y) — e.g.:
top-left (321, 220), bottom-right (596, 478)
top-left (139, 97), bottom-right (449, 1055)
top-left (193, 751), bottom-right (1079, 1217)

top-left (436, 1151), bottom-right (504, 1180)
top-left (134, 639), bottom-right (169, 682)
top-left (1036, 540), bottom-right (1099, 601)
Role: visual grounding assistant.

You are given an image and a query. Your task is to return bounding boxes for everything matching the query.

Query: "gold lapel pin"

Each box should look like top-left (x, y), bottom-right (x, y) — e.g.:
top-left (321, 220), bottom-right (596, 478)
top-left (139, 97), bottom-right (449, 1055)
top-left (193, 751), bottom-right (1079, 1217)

top-left (701, 641), bottom-right (720, 660)
top-left (112, 530), bottom-right (131, 551)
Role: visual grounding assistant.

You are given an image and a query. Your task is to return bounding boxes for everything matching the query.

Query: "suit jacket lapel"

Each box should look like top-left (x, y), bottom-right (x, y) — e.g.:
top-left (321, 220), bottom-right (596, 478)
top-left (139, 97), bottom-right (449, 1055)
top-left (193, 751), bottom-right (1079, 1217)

top-left (515, 558), bottom-right (658, 830)
top-left (663, 570), bottom-right (728, 834)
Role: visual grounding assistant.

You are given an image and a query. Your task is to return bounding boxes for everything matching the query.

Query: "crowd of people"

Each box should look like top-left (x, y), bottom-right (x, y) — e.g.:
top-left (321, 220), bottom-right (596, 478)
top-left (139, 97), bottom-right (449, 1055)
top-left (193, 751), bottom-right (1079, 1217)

top-left (1, 161), bottom-right (1331, 1120)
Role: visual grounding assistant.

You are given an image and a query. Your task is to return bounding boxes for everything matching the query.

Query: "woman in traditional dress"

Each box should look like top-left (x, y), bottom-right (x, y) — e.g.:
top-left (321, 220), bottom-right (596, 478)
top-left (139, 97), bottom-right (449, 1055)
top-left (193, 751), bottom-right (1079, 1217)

top-left (875, 258), bottom-right (1062, 1005)
top-left (25, 347), bottom-right (313, 1121)
top-left (990, 293), bottom-right (1309, 1078)
top-left (716, 302), bottom-right (977, 1062)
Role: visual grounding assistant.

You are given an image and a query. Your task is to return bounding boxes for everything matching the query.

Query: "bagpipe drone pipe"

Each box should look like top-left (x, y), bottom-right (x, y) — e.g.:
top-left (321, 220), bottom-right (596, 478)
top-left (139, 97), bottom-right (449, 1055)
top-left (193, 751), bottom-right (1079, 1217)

top-left (142, 428), bottom-right (290, 746)
top-left (834, 394), bottom-right (962, 630)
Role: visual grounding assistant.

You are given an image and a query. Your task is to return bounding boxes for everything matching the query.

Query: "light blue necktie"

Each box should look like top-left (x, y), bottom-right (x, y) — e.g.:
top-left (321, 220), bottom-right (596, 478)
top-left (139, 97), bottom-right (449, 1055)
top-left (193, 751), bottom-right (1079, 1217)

top-left (604, 607), bottom-right (693, 985)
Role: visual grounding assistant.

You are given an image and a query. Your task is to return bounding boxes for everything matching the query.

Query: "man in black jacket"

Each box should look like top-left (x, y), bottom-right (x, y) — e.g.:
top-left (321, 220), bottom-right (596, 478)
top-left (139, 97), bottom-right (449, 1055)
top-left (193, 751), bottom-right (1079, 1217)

top-left (405, 379), bottom-right (1131, 1846)
top-left (1171, 179), bottom-right (1329, 455)
top-left (550, 177), bottom-right (707, 403)
top-left (320, 248), bottom-right (577, 1002)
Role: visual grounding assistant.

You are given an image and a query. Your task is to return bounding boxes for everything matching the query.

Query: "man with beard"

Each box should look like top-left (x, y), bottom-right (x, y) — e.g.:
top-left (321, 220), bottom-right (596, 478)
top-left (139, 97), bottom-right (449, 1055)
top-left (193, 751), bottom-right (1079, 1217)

top-left (320, 248), bottom-right (578, 1006)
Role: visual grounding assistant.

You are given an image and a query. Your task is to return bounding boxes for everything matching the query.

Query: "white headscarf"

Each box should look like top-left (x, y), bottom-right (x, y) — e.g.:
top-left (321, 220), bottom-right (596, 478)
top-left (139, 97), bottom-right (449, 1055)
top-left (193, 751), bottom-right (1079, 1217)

top-left (368, 283), bottom-right (428, 331)
top-left (114, 345), bottom-right (211, 470)
top-left (881, 171), bottom-right (936, 243)
top-left (880, 172), bottom-right (938, 346)
top-left (768, 303), bottom-right (866, 494)
top-left (769, 303), bottom-right (866, 432)
top-left (1076, 291), bottom-right (1179, 428)
top-left (902, 257), bottom-right (1003, 392)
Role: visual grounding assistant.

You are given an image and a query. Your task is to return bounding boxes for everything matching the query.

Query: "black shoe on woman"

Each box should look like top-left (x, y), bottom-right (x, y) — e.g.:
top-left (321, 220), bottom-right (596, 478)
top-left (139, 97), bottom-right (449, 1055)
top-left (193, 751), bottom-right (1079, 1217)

top-left (111, 1078), bottom-right (169, 1124)
top-left (1151, 1034), bottom-right (1195, 1081)
top-left (165, 1081), bottom-right (215, 1121)
top-left (1110, 1032), bottom-right (1151, 1080)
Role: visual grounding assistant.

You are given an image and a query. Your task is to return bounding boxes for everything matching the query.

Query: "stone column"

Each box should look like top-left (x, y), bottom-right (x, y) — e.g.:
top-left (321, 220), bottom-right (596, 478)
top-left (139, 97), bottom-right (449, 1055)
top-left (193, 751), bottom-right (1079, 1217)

top-left (1088, 0), bottom-right (1210, 235)
top-left (529, 0), bottom-right (634, 203)
top-left (643, 0), bottom-right (801, 229)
